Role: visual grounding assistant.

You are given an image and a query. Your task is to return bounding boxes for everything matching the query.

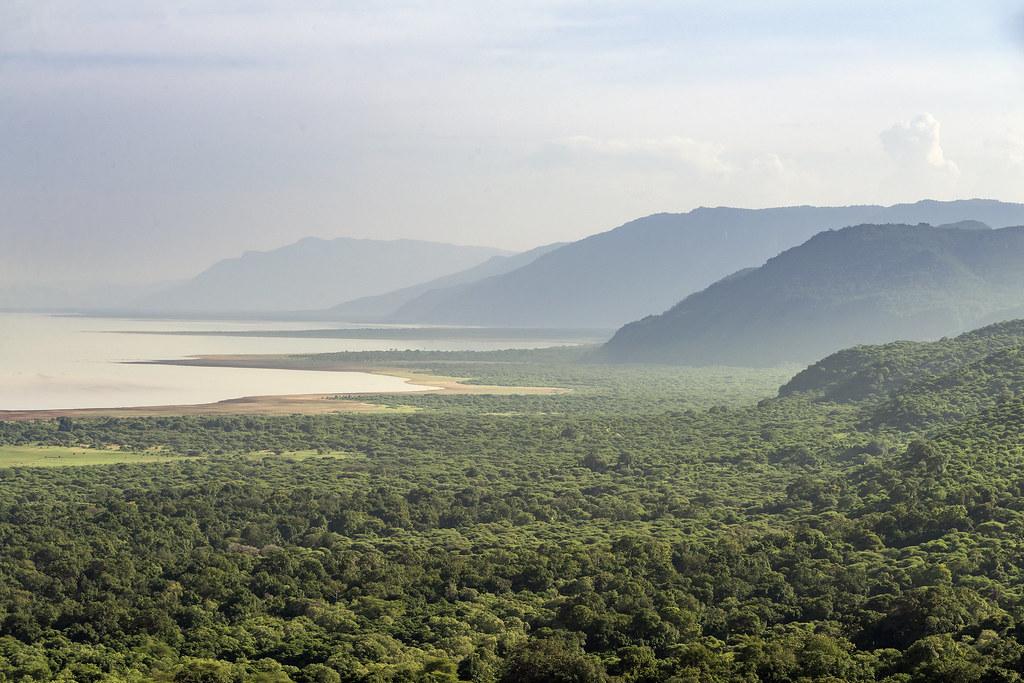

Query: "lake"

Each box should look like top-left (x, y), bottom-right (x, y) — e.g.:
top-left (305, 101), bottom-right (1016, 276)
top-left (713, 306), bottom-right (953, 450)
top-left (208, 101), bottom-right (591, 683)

top-left (0, 314), bottom-right (575, 410)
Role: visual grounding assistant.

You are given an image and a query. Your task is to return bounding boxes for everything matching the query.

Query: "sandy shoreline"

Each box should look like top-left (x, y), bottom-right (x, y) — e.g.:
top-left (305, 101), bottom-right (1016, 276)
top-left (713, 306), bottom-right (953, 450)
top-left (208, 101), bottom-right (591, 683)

top-left (0, 354), bottom-right (566, 421)
top-left (0, 394), bottom-right (407, 421)
top-left (137, 354), bottom-right (565, 395)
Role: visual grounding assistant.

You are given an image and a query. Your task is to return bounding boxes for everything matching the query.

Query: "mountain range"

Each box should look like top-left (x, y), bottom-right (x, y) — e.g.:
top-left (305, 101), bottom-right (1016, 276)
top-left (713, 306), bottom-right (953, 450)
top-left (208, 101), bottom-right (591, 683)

top-left (325, 243), bottom-right (564, 321)
top-left (378, 200), bottom-right (1024, 328)
top-left (601, 223), bottom-right (1024, 366)
top-left (73, 199), bottom-right (1024, 328)
top-left (135, 238), bottom-right (508, 314)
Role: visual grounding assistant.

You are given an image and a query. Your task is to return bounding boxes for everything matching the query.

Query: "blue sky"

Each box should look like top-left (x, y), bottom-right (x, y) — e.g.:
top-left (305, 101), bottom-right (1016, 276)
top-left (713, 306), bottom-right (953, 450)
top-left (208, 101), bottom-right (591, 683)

top-left (1, 1), bottom-right (1023, 284)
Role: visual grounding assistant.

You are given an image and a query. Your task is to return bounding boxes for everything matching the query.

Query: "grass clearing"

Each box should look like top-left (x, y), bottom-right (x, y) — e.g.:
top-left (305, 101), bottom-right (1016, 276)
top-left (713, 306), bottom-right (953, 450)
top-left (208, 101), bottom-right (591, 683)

top-left (0, 446), bottom-right (355, 468)
top-left (0, 445), bottom-right (186, 468)
top-left (244, 449), bottom-right (351, 462)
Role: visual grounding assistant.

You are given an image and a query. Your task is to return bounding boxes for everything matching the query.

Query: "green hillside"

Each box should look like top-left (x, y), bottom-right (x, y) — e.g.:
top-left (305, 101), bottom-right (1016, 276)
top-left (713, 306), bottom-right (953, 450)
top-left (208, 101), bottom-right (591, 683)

top-left (780, 319), bottom-right (1024, 429)
top-left (603, 224), bottom-right (1024, 366)
top-left (780, 320), bottom-right (1024, 402)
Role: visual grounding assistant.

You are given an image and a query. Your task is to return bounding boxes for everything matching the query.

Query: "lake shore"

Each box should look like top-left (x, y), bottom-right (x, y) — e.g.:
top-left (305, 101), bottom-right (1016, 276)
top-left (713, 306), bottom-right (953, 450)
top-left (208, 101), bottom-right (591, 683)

top-left (137, 354), bottom-right (566, 395)
top-left (0, 354), bottom-right (566, 420)
top-left (0, 393), bottom-right (407, 421)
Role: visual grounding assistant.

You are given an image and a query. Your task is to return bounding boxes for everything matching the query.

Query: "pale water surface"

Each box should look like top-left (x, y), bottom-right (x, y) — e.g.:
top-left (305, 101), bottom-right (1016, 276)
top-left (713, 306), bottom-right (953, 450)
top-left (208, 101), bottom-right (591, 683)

top-left (0, 314), bottom-right (544, 410)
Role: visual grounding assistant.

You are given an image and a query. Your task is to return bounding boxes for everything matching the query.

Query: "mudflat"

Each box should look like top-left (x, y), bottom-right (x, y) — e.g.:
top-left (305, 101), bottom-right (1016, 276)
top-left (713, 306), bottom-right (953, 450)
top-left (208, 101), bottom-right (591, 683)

top-left (0, 354), bottom-right (566, 420)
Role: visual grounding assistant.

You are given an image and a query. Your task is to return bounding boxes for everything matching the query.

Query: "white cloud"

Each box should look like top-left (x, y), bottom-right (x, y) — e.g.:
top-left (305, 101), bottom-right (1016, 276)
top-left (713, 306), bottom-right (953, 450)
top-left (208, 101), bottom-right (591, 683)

top-left (549, 137), bottom-right (809, 189)
top-left (539, 135), bottom-right (827, 210)
top-left (879, 113), bottom-right (960, 176)
top-left (553, 135), bottom-right (731, 175)
top-left (747, 153), bottom-right (787, 177)
top-left (1008, 133), bottom-right (1024, 167)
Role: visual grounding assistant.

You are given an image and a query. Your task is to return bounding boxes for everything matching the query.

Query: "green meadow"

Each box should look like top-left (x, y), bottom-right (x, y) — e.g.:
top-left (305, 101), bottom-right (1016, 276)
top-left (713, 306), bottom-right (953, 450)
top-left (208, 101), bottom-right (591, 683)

top-left (0, 445), bottom-right (351, 468)
top-left (0, 445), bottom-right (185, 468)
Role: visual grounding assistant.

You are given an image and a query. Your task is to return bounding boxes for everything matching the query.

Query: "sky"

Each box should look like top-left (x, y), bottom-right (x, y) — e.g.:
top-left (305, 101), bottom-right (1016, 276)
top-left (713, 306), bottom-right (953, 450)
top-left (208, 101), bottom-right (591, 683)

top-left (2, 1), bottom-right (1024, 285)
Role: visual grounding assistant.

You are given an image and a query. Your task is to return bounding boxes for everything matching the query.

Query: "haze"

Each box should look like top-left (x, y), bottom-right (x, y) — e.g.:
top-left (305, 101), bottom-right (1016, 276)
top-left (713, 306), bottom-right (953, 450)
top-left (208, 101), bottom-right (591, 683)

top-left (2, 1), bottom-right (1023, 287)
top-left (11, 5), bottom-right (1024, 680)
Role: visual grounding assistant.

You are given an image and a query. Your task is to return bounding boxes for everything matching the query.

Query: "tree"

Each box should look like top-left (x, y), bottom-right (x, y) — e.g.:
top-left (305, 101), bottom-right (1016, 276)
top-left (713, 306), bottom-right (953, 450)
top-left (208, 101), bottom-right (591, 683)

top-left (174, 659), bottom-right (235, 683)
top-left (499, 636), bottom-right (606, 683)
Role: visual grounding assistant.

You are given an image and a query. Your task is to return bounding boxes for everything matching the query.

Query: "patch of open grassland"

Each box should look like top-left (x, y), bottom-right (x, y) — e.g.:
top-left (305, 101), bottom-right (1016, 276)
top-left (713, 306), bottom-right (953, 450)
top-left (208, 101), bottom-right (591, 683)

top-left (245, 449), bottom-right (351, 461)
top-left (0, 445), bottom-right (185, 468)
top-left (0, 446), bottom-right (352, 468)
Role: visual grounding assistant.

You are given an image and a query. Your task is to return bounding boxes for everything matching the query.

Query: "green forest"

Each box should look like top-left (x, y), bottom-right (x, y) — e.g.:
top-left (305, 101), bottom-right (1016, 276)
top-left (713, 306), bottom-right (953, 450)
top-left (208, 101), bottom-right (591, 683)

top-left (3, 323), bottom-right (1024, 682)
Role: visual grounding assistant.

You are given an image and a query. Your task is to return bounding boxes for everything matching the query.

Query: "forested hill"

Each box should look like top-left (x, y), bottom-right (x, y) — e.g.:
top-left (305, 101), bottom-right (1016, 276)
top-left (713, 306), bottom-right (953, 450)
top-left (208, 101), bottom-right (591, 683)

top-left (601, 223), bottom-right (1024, 366)
top-left (779, 318), bottom-right (1024, 428)
top-left (386, 199), bottom-right (1024, 328)
top-left (780, 319), bottom-right (1024, 402)
top-left (136, 238), bottom-right (508, 314)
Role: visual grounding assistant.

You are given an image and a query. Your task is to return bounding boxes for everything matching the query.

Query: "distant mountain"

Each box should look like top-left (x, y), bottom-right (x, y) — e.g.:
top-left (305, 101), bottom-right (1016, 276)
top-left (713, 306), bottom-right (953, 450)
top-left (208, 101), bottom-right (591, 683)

top-left (778, 319), bottom-right (1024, 429)
top-left (136, 238), bottom-right (509, 314)
top-left (601, 223), bottom-right (1024, 366)
top-left (385, 200), bottom-right (1024, 328)
top-left (326, 243), bottom-right (564, 321)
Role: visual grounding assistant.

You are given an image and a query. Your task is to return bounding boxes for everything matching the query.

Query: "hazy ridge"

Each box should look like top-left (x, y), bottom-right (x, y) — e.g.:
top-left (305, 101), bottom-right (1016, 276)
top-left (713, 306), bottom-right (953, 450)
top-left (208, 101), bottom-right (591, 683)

top-left (383, 199), bottom-right (1024, 328)
top-left (135, 237), bottom-right (509, 313)
top-left (326, 242), bottom-right (564, 321)
top-left (602, 223), bottom-right (1024, 365)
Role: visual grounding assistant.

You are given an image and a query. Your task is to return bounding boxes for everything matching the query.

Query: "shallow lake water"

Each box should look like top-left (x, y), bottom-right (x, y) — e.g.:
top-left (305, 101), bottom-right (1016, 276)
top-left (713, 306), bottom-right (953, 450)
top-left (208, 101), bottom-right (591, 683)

top-left (0, 314), bottom-right (567, 410)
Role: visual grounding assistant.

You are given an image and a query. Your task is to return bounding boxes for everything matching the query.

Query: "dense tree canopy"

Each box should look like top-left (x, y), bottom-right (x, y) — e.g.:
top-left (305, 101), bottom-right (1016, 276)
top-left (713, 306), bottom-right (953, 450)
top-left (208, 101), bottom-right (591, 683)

top-left (2, 331), bottom-right (1024, 681)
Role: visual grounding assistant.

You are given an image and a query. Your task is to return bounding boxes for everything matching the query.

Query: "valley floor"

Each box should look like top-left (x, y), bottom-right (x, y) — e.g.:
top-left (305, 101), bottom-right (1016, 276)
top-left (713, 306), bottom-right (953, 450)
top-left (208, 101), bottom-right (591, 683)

top-left (3, 337), bottom-right (1019, 682)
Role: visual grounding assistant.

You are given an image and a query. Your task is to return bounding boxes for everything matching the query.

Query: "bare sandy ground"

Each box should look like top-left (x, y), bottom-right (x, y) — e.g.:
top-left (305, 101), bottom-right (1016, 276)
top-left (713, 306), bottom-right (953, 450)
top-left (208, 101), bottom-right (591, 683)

top-left (0, 355), bottom-right (566, 421)
top-left (157, 354), bottom-right (565, 393)
top-left (0, 394), bottom-right (404, 421)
